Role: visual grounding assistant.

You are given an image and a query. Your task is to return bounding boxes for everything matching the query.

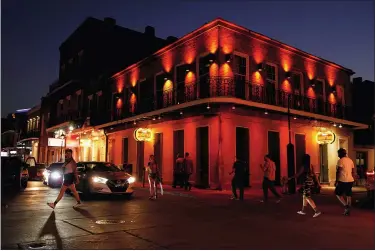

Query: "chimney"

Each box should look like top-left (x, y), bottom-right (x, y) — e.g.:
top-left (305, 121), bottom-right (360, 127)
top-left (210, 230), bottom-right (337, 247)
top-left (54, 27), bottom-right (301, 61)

top-left (104, 17), bottom-right (116, 26)
top-left (145, 26), bottom-right (155, 37)
top-left (167, 36), bottom-right (178, 43)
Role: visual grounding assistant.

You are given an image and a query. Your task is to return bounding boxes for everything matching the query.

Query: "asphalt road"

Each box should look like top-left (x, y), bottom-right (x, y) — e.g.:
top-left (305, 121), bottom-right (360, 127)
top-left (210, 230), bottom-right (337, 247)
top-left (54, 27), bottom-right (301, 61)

top-left (1, 181), bottom-right (374, 250)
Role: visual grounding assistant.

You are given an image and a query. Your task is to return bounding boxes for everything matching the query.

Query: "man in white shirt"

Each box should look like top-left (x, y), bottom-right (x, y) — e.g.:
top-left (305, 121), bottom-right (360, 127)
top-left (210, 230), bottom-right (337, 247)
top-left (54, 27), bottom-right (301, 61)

top-left (335, 148), bottom-right (355, 216)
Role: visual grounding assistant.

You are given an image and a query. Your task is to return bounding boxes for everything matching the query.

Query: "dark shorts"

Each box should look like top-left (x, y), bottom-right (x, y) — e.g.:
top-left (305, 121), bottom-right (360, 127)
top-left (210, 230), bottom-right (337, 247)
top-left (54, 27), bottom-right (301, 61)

top-left (335, 181), bottom-right (353, 196)
top-left (63, 173), bottom-right (75, 186)
top-left (149, 173), bottom-right (161, 182)
top-left (302, 177), bottom-right (314, 198)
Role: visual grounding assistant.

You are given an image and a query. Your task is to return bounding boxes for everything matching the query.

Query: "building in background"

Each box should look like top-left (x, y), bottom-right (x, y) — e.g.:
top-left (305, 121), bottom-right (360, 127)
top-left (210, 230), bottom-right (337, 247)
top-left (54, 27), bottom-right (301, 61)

top-left (16, 105), bottom-right (41, 161)
top-left (97, 18), bottom-right (368, 188)
top-left (39, 17), bottom-right (175, 165)
top-left (1, 108), bottom-right (30, 158)
top-left (352, 77), bottom-right (375, 183)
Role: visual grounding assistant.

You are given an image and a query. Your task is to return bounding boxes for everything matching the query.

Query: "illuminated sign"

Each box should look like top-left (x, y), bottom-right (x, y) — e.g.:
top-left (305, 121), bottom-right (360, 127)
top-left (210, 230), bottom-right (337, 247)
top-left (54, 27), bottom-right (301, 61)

top-left (316, 131), bottom-right (336, 145)
top-left (134, 128), bottom-right (152, 142)
top-left (48, 138), bottom-right (65, 147)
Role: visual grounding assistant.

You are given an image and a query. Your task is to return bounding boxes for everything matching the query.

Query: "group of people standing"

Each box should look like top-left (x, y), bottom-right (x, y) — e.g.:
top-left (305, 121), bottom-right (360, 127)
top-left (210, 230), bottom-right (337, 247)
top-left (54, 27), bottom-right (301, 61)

top-left (173, 153), bottom-right (194, 191)
top-left (48, 147), bottom-right (356, 219)
top-left (230, 148), bottom-right (356, 218)
top-left (145, 152), bottom-right (194, 199)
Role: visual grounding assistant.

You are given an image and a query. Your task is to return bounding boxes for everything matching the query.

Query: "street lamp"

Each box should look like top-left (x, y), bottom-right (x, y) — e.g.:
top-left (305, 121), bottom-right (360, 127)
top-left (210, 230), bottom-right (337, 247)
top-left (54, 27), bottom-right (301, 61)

top-left (287, 94), bottom-right (296, 194)
top-left (60, 133), bottom-right (65, 161)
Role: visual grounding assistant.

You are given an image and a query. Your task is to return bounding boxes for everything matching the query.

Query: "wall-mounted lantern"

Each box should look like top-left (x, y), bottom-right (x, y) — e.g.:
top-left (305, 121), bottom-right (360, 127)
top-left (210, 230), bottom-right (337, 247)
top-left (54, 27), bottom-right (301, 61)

top-left (163, 72), bottom-right (173, 81)
top-left (207, 53), bottom-right (216, 63)
top-left (309, 79), bottom-right (316, 88)
top-left (225, 54), bottom-right (232, 63)
top-left (129, 85), bottom-right (137, 94)
top-left (285, 72), bottom-right (291, 79)
top-left (330, 85), bottom-right (337, 94)
top-left (185, 64), bottom-right (194, 73)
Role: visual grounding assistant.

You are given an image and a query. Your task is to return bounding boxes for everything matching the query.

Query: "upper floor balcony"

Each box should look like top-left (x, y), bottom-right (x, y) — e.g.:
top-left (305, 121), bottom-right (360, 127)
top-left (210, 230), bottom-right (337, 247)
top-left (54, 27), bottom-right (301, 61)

top-left (48, 110), bottom-right (83, 128)
top-left (112, 77), bottom-right (352, 122)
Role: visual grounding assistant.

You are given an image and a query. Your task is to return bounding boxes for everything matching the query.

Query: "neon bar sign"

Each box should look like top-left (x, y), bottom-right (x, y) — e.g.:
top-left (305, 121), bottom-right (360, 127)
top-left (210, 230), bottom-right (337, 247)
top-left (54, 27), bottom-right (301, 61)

top-left (134, 128), bottom-right (152, 142)
top-left (316, 131), bottom-right (336, 145)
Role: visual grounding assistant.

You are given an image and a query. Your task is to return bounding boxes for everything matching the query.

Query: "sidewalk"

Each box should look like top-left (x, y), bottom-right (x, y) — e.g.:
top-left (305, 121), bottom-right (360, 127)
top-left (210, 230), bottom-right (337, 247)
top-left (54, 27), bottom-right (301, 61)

top-left (133, 182), bottom-right (367, 199)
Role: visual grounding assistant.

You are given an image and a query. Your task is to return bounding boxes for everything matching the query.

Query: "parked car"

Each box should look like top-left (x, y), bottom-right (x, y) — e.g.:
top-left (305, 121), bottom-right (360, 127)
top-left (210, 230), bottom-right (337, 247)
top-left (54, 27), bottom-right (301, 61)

top-left (1, 156), bottom-right (28, 192)
top-left (75, 162), bottom-right (135, 197)
top-left (43, 162), bottom-right (64, 187)
top-left (25, 157), bottom-right (46, 181)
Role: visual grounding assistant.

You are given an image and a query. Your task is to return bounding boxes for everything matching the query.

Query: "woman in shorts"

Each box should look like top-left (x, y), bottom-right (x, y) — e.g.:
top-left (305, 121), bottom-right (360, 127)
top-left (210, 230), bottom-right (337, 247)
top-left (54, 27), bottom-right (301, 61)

top-left (289, 154), bottom-right (321, 218)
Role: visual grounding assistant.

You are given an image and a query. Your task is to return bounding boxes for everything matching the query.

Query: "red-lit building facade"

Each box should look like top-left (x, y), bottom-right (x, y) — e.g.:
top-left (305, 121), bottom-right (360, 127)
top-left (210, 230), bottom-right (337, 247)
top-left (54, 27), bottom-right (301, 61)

top-left (98, 18), bottom-right (367, 188)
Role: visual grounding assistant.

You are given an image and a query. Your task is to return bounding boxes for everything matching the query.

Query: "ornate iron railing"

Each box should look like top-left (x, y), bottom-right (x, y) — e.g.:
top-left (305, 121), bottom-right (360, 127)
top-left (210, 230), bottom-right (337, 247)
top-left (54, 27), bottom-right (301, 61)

top-left (113, 77), bottom-right (351, 121)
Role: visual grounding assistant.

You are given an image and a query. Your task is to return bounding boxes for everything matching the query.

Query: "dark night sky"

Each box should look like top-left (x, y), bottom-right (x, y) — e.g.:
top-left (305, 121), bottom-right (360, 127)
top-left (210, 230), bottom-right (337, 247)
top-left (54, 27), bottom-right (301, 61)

top-left (1, 0), bottom-right (374, 116)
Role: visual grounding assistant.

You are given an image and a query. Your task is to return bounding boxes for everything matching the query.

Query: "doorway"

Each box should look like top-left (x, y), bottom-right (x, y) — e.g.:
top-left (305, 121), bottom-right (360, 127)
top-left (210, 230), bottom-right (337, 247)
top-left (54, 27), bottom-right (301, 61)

top-left (319, 144), bottom-right (329, 183)
top-left (236, 127), bottom-right (250, 187)
top-left (295, 134), bottom-right (306, 185)
top-left (268, 131), bottom-right (281, 185)
top-left (196, 127), bottom-right (209, 188)
top-left (173, 130), bottom-right (184, 172)
top-left (154, 133), bottom-right (163, 178)
top-left (136, 141), bottom-right (144, 182)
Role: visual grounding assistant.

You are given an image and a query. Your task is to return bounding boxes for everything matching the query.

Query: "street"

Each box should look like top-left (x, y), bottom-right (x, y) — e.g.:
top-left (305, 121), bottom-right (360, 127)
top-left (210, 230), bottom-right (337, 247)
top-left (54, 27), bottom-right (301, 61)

top-left (1, 181), bottom-right (374, 250)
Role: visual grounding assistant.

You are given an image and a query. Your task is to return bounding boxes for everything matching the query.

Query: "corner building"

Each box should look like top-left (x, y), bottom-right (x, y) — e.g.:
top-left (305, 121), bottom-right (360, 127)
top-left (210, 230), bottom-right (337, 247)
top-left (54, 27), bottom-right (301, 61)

top-left (99, 18), bottom-right (367, 188)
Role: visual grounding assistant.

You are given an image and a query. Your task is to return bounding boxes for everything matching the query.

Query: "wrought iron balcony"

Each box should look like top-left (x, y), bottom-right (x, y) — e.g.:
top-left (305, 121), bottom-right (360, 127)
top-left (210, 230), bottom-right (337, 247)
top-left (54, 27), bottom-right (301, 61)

top-left (111, 77), bottom-right (351, 121)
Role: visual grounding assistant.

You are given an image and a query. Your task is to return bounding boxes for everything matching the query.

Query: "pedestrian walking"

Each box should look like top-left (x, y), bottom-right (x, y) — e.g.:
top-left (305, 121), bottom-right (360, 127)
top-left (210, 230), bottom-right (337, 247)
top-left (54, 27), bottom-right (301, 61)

top-left (260, 154), bottom-right (282, 203)
top-left (229, 157), bottom-right (246, 201)
top-left (173, 154), bottom-right (184, 188)
top-left (335, 148), bottom-right (355, 216)
top-left (47, 149), bottom-right (81, 209)
top-left (289, 154), bottom-right (321, 218)
top-left (146, 155), bottom-right (163, 199)
top-left (183, 152), bottom-right (193, 191)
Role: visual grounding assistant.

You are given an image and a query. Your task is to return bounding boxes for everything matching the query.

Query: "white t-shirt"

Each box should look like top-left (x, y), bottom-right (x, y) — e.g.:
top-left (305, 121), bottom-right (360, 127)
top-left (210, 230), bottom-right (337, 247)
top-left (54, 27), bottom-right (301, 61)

top-left (337, 157), bottom-right (355, 182)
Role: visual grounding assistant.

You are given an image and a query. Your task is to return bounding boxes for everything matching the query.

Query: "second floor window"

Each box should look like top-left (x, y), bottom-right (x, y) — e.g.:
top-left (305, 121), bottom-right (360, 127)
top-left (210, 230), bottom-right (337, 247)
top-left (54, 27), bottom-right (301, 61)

top-left (265, 64), bottom-right (276, 84)
top-left (234, 55), bottom-right (246, 76)
top-left (315, 80), bottom-right (324, 97)
top-left (292, 73), bottom-right (301, 94)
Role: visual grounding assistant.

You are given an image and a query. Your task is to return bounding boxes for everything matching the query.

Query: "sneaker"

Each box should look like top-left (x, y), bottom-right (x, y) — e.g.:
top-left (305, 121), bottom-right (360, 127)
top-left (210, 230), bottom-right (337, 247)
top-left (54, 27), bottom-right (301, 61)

top-left (230, 196), bottom-right (239, 200)
top-left (344, 209), bottom-right (350, 216)
top-left (276, 198), bottom-right (282, 204)
top-left (313, 211), bottom-right (322, 218)
top-left (73, 202), bottom-right (82, 208)
top-left (297, 211), bottom-right (306, 215)
top-left (260, 200), bottom-right (266, 203)
top-left (47, 202), bottom-right (55, 209)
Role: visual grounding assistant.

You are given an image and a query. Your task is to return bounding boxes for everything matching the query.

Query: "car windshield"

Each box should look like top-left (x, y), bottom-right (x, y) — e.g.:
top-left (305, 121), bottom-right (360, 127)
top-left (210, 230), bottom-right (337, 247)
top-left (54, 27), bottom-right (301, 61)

top-left (48, 163), bottom-right (63, 171)
top-left (86, 162), bottom-right (122, 172)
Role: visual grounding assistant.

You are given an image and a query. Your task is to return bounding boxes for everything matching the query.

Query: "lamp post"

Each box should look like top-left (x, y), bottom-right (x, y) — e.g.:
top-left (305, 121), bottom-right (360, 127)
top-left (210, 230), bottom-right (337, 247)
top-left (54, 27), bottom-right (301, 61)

top-left (60, 133), bottom-right (65, 162)
top-left (287, 94), bottom-right (296, 194)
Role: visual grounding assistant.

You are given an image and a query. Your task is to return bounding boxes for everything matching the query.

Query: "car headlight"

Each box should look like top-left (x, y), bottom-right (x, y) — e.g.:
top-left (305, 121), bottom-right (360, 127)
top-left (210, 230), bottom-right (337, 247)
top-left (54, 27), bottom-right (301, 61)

top-left (127, 177), bottom-right (135, 184)
top-left (92, 176), bottom-right (108, 184)
top-left (51, 172), bottom-right (61, 179)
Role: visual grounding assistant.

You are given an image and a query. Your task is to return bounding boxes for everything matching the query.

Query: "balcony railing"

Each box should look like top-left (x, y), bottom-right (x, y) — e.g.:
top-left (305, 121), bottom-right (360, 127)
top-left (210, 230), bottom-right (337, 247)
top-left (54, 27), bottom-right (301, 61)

top-left (112, 77), bottom-right (351, 121)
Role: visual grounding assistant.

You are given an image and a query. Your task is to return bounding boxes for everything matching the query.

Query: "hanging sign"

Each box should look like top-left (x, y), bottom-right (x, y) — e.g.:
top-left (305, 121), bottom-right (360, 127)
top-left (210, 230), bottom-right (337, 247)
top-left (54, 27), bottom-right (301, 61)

top-left (134, 128), bottom-right (152, 142)
top-left (316, 131), bottom-right (336, 145)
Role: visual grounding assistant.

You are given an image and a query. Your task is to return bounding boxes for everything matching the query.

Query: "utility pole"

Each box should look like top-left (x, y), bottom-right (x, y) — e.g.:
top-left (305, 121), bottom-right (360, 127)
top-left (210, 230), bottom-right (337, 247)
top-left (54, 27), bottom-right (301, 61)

top-left (287, 94), bottom-right (296, 194)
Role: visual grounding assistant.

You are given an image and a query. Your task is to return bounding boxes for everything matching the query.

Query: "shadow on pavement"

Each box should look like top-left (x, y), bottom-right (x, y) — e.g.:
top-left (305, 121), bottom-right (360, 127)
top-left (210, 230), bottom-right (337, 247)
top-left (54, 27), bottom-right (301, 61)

top-left (37, 211), bottom-right (62, 249)
top-left (73, 207), bottom-right (95, 219)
